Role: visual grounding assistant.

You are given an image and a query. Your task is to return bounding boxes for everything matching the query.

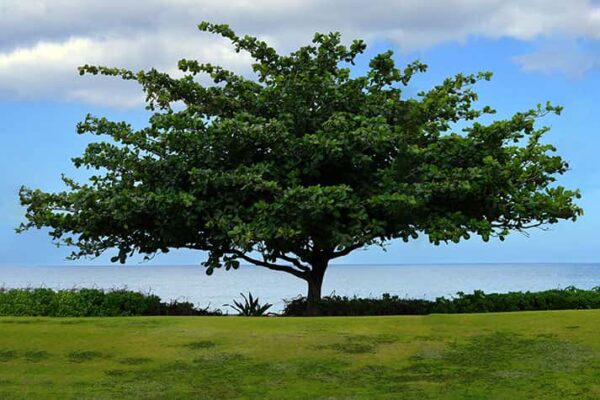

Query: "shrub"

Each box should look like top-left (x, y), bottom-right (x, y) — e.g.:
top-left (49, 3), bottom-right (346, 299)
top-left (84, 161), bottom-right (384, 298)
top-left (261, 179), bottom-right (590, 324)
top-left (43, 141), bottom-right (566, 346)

top-left (283, 293), bottom-right (430, 316)
top-left (2, 287), bottom-right (597, 317)
top-left (282, 287), bottom-right (600, 316)
top-left (0, 288), bottom-right (221, 317)
top-left (162, 300), bottom-right (222, 316)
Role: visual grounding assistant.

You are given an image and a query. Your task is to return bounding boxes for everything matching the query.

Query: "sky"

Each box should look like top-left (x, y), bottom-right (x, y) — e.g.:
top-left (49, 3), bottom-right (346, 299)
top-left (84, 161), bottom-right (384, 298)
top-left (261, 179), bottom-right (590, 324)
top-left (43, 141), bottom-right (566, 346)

top-left (1, 0), bottom-right (599, 266)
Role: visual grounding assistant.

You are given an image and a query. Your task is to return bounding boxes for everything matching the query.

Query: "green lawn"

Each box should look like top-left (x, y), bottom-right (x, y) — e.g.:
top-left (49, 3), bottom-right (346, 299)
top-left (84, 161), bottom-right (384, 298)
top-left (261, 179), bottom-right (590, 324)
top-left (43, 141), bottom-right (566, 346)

top-left (0, 310), bottom-right (598, 399)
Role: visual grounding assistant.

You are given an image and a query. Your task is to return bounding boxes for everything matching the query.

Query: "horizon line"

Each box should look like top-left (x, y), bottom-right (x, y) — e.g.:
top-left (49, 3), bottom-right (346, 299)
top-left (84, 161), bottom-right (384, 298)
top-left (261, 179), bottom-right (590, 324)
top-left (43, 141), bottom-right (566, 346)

top-left (1, 262), bottom-right (599, 268)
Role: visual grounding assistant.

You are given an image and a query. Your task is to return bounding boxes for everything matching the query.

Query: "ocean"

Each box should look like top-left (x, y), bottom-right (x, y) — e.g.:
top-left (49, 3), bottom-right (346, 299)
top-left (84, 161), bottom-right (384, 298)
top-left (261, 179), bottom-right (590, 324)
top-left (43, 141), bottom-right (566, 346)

top-left (0, 263), bottom-right (598, 312)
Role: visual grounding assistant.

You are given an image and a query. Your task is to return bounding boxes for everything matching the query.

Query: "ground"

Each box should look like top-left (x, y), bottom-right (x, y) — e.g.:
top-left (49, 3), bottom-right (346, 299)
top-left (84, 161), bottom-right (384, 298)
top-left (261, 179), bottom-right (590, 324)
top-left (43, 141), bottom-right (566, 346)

top-left (0, 310), bottom-right (598, 399)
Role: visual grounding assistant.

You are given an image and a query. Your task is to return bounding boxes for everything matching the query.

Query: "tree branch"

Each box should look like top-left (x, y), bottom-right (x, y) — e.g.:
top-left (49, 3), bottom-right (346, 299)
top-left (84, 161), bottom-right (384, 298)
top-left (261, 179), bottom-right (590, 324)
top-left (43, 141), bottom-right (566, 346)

top-left (331, 243), bottom-right (364, 259)
top-left (274, 252), bottom-right (311, 272)
top-left (231, 251), bottom-right (307, 279)
top-left (491, 220), bottom-right (547, 230)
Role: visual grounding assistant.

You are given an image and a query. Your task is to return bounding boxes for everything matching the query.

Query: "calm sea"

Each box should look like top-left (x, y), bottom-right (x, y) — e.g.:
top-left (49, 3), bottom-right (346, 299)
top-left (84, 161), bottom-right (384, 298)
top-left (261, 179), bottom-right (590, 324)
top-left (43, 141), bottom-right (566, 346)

top-left (0, 263), bottom-right (598, 312)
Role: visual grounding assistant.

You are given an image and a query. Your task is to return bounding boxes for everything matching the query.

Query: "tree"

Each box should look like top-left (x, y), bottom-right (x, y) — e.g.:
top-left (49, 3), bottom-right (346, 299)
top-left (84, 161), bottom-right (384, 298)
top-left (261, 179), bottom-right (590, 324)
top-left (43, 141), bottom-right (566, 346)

top-left (19, 22), bottom-right (582, 314)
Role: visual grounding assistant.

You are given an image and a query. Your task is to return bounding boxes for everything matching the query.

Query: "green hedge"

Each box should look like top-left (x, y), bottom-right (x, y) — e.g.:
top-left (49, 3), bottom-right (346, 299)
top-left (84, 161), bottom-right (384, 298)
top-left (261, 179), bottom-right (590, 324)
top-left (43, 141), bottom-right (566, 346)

top-left (3, 286), bottom-right (598, 317)
top-left (282, 287), bottom-right (600, 316)
top-left (0, 288), bottom-right (221, 316)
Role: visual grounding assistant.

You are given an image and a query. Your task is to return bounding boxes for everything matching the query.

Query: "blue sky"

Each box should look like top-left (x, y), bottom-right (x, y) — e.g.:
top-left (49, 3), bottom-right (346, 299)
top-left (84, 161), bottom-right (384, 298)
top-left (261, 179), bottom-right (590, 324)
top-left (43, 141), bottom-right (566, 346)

top-left (1, 1), bottom-right (599, 266)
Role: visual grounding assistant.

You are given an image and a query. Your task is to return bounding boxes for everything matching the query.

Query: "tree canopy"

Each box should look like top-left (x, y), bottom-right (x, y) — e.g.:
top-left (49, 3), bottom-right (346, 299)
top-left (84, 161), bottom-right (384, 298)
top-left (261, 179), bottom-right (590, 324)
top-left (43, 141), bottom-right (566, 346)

top-left (19, 22), bottom-right (582, 313)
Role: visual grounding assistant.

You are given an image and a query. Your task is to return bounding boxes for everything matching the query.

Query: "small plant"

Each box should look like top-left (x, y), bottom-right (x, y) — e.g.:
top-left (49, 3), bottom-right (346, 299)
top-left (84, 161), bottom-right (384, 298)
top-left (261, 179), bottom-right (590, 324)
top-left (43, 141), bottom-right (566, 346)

top-left (225, 293), bottom-right (273, 316)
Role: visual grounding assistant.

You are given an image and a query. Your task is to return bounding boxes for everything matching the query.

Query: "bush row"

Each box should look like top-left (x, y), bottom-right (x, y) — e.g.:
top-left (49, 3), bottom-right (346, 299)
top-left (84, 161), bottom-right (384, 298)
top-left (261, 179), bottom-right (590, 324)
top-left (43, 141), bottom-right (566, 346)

top-left (0, 288), bottom-right (222, 317)
top-left (2, 286), bottom-right (598, 317)
top-left (282, 286), bottom-right (600, 316)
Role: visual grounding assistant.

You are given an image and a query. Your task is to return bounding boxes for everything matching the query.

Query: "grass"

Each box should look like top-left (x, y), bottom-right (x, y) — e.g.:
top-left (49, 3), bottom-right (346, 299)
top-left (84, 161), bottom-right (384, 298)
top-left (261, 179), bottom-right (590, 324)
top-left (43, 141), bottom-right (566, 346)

top-left (0, 310), bottom-right (598, 399)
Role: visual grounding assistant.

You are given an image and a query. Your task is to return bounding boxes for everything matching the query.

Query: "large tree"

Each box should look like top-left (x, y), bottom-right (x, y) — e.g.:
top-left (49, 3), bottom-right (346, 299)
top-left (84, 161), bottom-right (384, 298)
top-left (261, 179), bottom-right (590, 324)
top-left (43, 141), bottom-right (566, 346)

top-left (19, 23), bottom-right (582, 314)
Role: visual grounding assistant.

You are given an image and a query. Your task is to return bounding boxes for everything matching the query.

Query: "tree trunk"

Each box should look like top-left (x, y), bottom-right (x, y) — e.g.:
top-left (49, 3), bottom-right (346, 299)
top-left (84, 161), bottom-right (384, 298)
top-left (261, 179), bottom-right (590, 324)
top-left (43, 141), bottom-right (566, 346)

top-left (305, 263), bottom-right (327, 316)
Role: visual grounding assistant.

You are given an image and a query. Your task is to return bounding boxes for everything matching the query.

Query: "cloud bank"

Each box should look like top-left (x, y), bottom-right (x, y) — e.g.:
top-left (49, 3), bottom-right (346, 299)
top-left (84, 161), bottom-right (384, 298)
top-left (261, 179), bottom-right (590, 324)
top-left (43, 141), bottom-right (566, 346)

top-left (1, 0), bottom-right (599, 107)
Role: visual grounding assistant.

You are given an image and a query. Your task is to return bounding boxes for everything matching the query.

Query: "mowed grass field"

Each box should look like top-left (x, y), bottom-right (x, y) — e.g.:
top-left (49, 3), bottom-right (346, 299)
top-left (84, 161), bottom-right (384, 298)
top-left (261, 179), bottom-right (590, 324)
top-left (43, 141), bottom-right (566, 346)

top-left (0, 310), bottom-right (598, 399)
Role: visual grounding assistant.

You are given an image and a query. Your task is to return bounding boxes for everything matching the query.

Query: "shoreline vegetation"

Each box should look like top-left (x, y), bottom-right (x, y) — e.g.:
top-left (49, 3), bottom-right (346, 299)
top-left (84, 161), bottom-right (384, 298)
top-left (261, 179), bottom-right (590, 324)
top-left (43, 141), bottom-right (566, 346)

top-left (0, 286), bottom-right (598, 317)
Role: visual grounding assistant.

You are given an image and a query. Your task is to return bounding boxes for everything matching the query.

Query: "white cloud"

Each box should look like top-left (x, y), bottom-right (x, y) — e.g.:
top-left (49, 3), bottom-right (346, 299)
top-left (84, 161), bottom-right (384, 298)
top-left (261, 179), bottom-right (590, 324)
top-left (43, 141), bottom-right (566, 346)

top-left (1, 0), bottom-right (599, 107)
top-left (0, 30), bottom-right (253, 108)
top-left (514, 42), bottom-right (598, 79)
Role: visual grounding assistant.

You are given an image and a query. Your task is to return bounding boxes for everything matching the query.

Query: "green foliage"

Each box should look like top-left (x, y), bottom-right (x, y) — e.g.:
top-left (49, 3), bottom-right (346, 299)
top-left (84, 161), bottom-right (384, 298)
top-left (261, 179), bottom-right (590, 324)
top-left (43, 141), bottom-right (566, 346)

top-left (18, 22), bottom-right (582, 303)
top-left (283, 287), bottom-right (600, 316)
top-left (225, 292), bottom-right (273, 316)
top-left (432, 286), bottom-right (600, 313)
top-left (284, 292), bottom-right (430, 316)
top-left (0, 288), bottom-right (221, 317)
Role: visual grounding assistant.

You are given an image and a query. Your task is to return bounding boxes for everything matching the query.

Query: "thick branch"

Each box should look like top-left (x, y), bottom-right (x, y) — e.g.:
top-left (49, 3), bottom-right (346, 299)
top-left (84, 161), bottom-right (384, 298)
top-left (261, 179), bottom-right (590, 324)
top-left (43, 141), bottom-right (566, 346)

top-left (274, 252), bottom-right (311, 272)
top-left (231, 251), bottom-right (307, 279)
top-left (331, 243), bottom-right (364, 259)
